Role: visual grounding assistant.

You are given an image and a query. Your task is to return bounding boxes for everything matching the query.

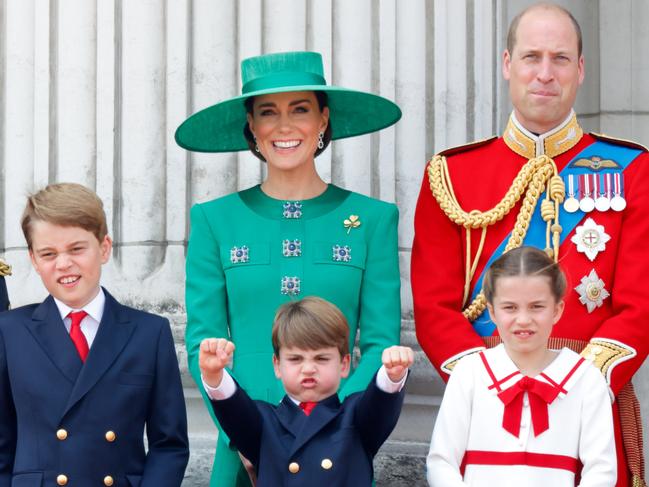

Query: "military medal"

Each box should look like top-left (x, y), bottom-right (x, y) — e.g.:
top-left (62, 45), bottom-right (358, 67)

top-left (610, 172), bottom-right (626, 211)
top-left (594, 173), bottom-right (611, 212)
top-left (575, 269), bottom-right (610, 313)
top-left (578, 174), bottom-right (595, 213)
top-left (563, 175), bottom-right (580, 213)
top-left (570, 218), bottom-right (610, 261)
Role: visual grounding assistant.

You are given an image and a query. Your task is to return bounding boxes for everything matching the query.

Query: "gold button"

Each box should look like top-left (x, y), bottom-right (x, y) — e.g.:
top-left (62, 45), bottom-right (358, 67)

top-left (104, 475), bottom-right (114, 486)
top-left (321, 458), bottom-right (333, 470)
top-left (105, 430), bottom-right (116, 442)
top-left (56, 429), bottom-right (68, 440)
top-left (56, 474), bottom-right (68, 486)
top-left (591, 345), bottom-right (603, 355)
top-left (288, 462), bottom-right (300, 474)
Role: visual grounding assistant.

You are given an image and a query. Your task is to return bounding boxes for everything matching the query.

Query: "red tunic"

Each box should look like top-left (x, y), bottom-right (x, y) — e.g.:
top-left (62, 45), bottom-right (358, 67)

top-left (412, 115), bottom-right (649, 487)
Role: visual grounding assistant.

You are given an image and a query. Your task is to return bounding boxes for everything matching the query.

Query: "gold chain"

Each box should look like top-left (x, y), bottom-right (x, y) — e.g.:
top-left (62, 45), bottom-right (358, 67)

top-left (427, 154), bottom-right (565, 321)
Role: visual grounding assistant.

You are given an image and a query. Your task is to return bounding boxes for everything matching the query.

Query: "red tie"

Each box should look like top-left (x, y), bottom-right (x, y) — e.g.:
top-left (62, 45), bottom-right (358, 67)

top-left (68, 311), bottom-right (89, 362)
top-left (497, 376), bottom-right (561, 438)
top-left (299, 401), bottom-right (317, 416)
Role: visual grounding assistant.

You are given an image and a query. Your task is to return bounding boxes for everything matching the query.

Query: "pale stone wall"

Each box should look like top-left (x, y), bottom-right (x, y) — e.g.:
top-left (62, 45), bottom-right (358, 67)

top-left (1, 1), bottom-right (647, 484)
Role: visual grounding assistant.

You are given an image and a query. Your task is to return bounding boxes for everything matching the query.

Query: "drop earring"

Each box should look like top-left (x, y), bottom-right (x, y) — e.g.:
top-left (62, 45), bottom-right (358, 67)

top-left (254, 135), bottom-right (260, 153)
top-left (317, 131), bottom-right (324, 150)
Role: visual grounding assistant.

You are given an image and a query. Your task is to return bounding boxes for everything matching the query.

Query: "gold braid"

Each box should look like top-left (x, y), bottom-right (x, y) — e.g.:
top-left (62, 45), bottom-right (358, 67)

top-left (427, 154), bottom-right (565, 321)
top-left (0, 258), bottom-right (11, 277)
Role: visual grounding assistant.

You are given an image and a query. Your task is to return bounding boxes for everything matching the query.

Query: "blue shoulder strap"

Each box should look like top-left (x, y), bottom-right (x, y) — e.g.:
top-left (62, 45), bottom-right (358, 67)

top-left (470, 140), bottom-right (642, 336)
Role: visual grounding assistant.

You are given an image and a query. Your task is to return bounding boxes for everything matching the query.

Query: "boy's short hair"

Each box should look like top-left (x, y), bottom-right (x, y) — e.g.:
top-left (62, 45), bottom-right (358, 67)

top-left (21, 182), bottom-right (108, 249)
top-left (272, 297), bottom-right (349, 358)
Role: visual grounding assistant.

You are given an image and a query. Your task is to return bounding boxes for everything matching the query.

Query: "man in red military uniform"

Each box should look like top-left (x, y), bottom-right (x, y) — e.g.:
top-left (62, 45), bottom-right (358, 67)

top-left (412, 4), bottom-right (649, 486)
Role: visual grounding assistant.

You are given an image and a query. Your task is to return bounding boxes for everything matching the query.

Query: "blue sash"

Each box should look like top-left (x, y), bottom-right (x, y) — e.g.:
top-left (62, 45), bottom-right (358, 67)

top-left (471, 140), bottom-right (642, 336)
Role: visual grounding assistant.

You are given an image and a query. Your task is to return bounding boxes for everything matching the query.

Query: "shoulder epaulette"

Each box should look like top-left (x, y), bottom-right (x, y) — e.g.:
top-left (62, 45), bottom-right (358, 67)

top-left (437, 136), bottom-right (498, 157)
top-left (590, 132), bottom-right (648, 152)
top-left (0, 258), bottom-right (11, 277)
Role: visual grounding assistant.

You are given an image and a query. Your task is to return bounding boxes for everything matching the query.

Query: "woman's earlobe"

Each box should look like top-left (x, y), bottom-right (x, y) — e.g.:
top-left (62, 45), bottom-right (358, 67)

top-left (321, 106), bottom-right (330, 130)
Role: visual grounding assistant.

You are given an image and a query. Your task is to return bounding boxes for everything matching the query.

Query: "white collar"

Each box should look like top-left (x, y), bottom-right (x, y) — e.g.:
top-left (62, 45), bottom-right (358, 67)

top-left (54, 287), bottom-right (106, 323)
top-left (481, 344), bottom-right (589, 398)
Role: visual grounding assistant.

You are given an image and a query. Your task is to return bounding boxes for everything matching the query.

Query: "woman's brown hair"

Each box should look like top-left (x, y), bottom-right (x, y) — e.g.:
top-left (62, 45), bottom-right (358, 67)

top-left (483, 246), bottom-right (567, 304)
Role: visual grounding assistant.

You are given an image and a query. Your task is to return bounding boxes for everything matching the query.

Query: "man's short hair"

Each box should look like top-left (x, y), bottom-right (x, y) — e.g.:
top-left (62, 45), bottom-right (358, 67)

top-left (272, 296), bottom-right (349, 358)
top-left (21, 182), bottom-right (108, 249)
top-left (507, 2), bottom-right (583, 57)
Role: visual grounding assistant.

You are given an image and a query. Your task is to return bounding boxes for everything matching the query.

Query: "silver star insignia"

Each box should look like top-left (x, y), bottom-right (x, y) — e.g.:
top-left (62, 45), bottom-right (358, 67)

top-left (571, 218), bottom-right (610, 262)
top-left (575, 269), bottom-right (610, 313)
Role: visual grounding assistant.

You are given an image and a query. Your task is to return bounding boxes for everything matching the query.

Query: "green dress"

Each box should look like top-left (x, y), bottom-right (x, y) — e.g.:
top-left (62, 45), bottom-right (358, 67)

top-left (185, 184), bottom-right (401, 486)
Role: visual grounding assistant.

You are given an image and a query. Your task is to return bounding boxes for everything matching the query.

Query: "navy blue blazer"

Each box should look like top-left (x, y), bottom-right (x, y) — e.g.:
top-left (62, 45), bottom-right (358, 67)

top-left (0, 276), bottom-right (8, 311)
top-left (210, 373), bottom-right (406, 486)
top-left (0, 289), bottom-right (189, 487)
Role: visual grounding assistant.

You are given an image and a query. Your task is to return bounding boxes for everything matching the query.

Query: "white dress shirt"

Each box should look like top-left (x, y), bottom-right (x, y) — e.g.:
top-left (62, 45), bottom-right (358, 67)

top-left (203, 365), bottom-right (407, 402)
top-left (54, 288), bottom-right (105, 348)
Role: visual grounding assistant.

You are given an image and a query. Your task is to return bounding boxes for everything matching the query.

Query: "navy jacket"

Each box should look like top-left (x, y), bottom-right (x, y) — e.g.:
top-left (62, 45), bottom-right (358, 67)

top-left (210, 373), bottom-right (406, 486)
top-left (0, 277), bottom-right (8, 311)
top-left (0, 289), bottom-right (189, 487)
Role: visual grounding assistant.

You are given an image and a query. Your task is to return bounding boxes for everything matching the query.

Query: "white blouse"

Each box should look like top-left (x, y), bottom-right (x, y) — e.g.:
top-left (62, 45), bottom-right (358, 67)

top-left (427, 344), bottom-right (616, 487)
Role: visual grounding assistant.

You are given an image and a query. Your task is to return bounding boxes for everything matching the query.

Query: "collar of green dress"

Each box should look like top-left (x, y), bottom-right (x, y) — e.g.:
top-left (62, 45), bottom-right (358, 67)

top-left (239, 184), bottom-right (350, 220)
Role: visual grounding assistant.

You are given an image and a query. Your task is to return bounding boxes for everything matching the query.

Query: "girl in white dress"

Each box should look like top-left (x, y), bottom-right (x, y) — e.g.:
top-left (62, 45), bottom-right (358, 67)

top-left (426, 246), bottom-right (616, 487)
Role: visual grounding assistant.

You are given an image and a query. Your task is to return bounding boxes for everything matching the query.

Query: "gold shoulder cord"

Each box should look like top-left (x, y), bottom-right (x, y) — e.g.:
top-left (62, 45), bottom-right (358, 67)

top-left (427, 154), bottom-right (565, 321)
top-left (0, 258), bottom-right (11, 277)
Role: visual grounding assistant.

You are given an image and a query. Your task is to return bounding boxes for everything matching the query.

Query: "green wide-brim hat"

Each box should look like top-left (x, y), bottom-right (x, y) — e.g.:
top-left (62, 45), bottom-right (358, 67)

top-left (175, 51), bottom-right (402, 153)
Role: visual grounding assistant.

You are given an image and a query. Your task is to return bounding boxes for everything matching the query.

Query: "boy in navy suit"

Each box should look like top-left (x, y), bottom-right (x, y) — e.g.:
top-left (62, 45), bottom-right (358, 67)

top-left (199, 296), bottom-right (413, 486)
top-left (0, 183), bottom-right (189, 486)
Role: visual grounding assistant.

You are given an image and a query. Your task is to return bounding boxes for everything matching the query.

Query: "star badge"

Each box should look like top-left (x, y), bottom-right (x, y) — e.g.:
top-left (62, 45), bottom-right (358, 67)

top-left (570, 218), bottom-right (610, 262)
top-left (575, 269), bottom-right (610, 313)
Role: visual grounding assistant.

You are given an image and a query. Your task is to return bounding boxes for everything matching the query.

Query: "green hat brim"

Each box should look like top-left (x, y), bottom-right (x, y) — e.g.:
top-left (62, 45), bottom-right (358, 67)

top-left (174, 85), bottom-right (401, 153)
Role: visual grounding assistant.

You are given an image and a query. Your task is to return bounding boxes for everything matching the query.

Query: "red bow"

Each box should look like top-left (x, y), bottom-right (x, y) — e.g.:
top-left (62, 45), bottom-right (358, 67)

top-left (497, 376), bottom-right (560, 438)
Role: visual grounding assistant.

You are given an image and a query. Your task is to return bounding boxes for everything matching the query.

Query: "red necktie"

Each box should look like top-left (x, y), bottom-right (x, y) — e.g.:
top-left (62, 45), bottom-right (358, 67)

top-left (68, 311), bottom-right (89, 362)
top-left (497, 376), bottom-right (560, 438)
top-left (299, 401), bottom-right (317, 416)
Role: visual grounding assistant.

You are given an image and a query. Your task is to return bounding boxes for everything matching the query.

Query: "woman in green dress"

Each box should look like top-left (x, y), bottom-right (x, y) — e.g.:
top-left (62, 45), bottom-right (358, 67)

top-left (176, 51), bottom-right (402, 486)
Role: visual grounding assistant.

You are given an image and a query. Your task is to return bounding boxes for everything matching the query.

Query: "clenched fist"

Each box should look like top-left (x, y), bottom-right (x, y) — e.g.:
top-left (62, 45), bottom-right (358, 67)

top-left (382, 346), bottom-right (414, 382)
top-left (199, 338), bottom-right (235, 388)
